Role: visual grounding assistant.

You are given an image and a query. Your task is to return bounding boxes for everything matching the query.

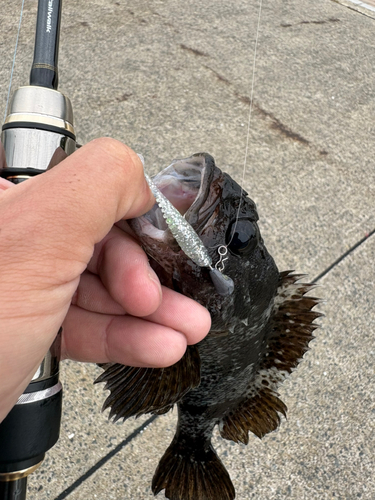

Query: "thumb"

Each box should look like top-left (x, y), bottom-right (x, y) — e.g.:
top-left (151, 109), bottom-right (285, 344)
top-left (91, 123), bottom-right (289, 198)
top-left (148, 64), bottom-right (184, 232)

top-left (0, 137), bottom-right (154, 293)
top-left (0, 138), bottom-right (155, 407)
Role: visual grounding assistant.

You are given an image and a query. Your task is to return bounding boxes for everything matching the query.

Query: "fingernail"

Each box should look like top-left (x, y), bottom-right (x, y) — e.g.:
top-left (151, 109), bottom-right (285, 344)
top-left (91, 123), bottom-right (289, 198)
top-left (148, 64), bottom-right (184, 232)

top-left (148, 266), bottom-right (162, 300)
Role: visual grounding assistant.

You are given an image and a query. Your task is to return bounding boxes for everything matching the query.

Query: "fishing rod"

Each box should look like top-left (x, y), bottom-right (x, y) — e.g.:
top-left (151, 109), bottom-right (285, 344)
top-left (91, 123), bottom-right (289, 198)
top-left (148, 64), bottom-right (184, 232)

top-left (0, 1), bottom-right (76, 499)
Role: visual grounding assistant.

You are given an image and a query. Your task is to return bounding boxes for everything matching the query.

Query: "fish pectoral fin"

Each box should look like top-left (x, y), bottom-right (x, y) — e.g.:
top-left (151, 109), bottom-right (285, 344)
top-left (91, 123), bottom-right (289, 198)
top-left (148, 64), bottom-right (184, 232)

top-left (219, 388), bottom-right (287, 443)
top-left (152, 435), bottom-right (235, 500)
top-left (95, 346), bottom-right (201, 422)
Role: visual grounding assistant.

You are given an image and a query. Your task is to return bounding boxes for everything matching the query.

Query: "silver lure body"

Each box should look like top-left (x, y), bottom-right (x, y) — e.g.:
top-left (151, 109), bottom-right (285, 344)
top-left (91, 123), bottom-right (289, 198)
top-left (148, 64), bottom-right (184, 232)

top-left (143, 168), bottom-right (234, 296)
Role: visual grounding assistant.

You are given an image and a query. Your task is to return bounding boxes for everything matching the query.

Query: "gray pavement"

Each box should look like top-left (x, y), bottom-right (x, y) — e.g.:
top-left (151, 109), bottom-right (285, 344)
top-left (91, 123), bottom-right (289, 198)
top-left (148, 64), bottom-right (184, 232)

top-left (1, 0), bottom-right (374, 498)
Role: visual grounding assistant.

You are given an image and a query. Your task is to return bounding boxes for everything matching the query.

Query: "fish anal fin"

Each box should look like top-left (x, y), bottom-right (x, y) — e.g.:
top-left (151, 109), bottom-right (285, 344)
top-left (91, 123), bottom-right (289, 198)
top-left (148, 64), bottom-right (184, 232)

top-left (152, 435), bottom-right (235, 500)
top-left (219, 388), bottom-right (287, 443)
top-left (95, 345), bottom-right (200, 421)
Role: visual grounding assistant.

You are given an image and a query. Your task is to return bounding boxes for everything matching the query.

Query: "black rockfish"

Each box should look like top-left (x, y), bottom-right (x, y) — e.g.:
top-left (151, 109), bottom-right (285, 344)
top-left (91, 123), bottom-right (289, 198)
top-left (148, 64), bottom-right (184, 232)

top-left (95, 153), bottom-right (321, 500)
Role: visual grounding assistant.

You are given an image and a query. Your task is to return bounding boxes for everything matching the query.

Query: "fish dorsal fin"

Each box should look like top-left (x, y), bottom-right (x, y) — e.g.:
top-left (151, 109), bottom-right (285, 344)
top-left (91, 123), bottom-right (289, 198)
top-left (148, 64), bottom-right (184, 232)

top-left (219, 271), bottom-right (321, 443)
top-left (95, 345), bottom-right (201, 421)
top-left (263, 270), bottom-right (322, 375)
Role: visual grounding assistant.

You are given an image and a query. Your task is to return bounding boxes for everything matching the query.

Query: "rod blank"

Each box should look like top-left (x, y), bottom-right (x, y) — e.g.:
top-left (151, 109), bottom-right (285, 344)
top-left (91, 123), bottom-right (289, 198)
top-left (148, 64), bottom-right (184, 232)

top-left (29, 0), bottom-right (62, 89)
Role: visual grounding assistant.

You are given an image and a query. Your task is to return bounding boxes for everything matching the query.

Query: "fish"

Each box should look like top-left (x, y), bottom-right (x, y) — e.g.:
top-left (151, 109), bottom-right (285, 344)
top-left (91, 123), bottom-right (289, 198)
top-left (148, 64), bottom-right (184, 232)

top-left (95, 153), bottom-right (321, 500)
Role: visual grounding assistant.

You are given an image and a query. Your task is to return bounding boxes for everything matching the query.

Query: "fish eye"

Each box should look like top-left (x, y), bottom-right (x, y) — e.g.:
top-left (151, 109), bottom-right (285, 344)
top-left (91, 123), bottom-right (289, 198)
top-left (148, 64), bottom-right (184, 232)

top-left (226, 219), bottom-right (259, 255)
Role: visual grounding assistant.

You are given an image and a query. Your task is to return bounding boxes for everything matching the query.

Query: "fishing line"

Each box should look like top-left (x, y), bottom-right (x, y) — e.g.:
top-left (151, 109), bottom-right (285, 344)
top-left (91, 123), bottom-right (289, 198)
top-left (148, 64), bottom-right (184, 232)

top-left (238, 0), bottom-right (263, 200)
top-left (3, 0), bottom-right (26, 123)
top-left (210, 0), bottom-right (263, 268)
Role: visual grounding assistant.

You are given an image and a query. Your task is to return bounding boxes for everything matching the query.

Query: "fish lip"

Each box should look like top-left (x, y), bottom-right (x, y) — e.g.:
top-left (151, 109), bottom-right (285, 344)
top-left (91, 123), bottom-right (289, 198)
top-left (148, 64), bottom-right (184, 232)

top-left (136, 153), bottom-right (215, 241)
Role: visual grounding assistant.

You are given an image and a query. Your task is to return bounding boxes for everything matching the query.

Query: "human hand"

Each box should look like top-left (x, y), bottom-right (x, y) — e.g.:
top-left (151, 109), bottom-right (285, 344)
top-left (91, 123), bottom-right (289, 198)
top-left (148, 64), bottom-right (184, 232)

top-left (0, 138), bottom-right (211, 422)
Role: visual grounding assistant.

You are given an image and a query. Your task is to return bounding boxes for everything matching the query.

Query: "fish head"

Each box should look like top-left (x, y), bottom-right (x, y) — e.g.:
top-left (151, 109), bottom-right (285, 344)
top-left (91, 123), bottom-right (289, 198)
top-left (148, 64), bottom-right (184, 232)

top-left (129, 153), bottom-right (279, 332)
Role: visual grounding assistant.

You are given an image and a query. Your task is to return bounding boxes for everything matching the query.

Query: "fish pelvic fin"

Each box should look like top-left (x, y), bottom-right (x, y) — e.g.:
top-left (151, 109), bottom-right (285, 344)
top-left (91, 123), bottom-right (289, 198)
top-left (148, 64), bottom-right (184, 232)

top-left (152, 434), bottom-right (235, 500)
top-left (94, 345), bottom-right (200, 421)
top-left (219, 387), bottom-right (287, 442)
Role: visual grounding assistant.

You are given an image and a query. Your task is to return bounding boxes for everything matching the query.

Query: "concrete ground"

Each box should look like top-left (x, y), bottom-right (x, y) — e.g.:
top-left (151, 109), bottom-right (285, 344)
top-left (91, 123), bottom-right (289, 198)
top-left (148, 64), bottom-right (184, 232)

top-left (1, 0), bottom-right (374, 498)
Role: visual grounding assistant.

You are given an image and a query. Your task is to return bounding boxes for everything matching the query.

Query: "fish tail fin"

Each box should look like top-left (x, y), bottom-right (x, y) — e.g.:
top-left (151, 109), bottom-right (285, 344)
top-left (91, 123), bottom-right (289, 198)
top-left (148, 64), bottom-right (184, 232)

top-left (152, 435), bottom-right (235, 500)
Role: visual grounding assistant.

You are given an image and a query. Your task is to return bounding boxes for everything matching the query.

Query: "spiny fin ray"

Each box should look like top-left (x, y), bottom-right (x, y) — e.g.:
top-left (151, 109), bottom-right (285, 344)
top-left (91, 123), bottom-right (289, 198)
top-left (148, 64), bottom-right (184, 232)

top-left (264, 270), bottom-right (322, 374)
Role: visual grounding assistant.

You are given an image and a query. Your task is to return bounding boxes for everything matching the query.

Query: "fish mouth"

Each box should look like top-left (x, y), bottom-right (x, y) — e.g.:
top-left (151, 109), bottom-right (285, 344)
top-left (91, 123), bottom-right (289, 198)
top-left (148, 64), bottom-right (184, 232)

top-left (137, 153), bottom-right (216, 242)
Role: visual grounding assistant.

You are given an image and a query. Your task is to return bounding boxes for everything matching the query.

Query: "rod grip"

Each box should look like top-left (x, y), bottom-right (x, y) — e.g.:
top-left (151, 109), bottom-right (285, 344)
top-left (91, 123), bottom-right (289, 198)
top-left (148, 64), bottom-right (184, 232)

top-left (0, 477), bottom-right (27, 500)
top-left (0, 384), bottom-right (63, 474)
